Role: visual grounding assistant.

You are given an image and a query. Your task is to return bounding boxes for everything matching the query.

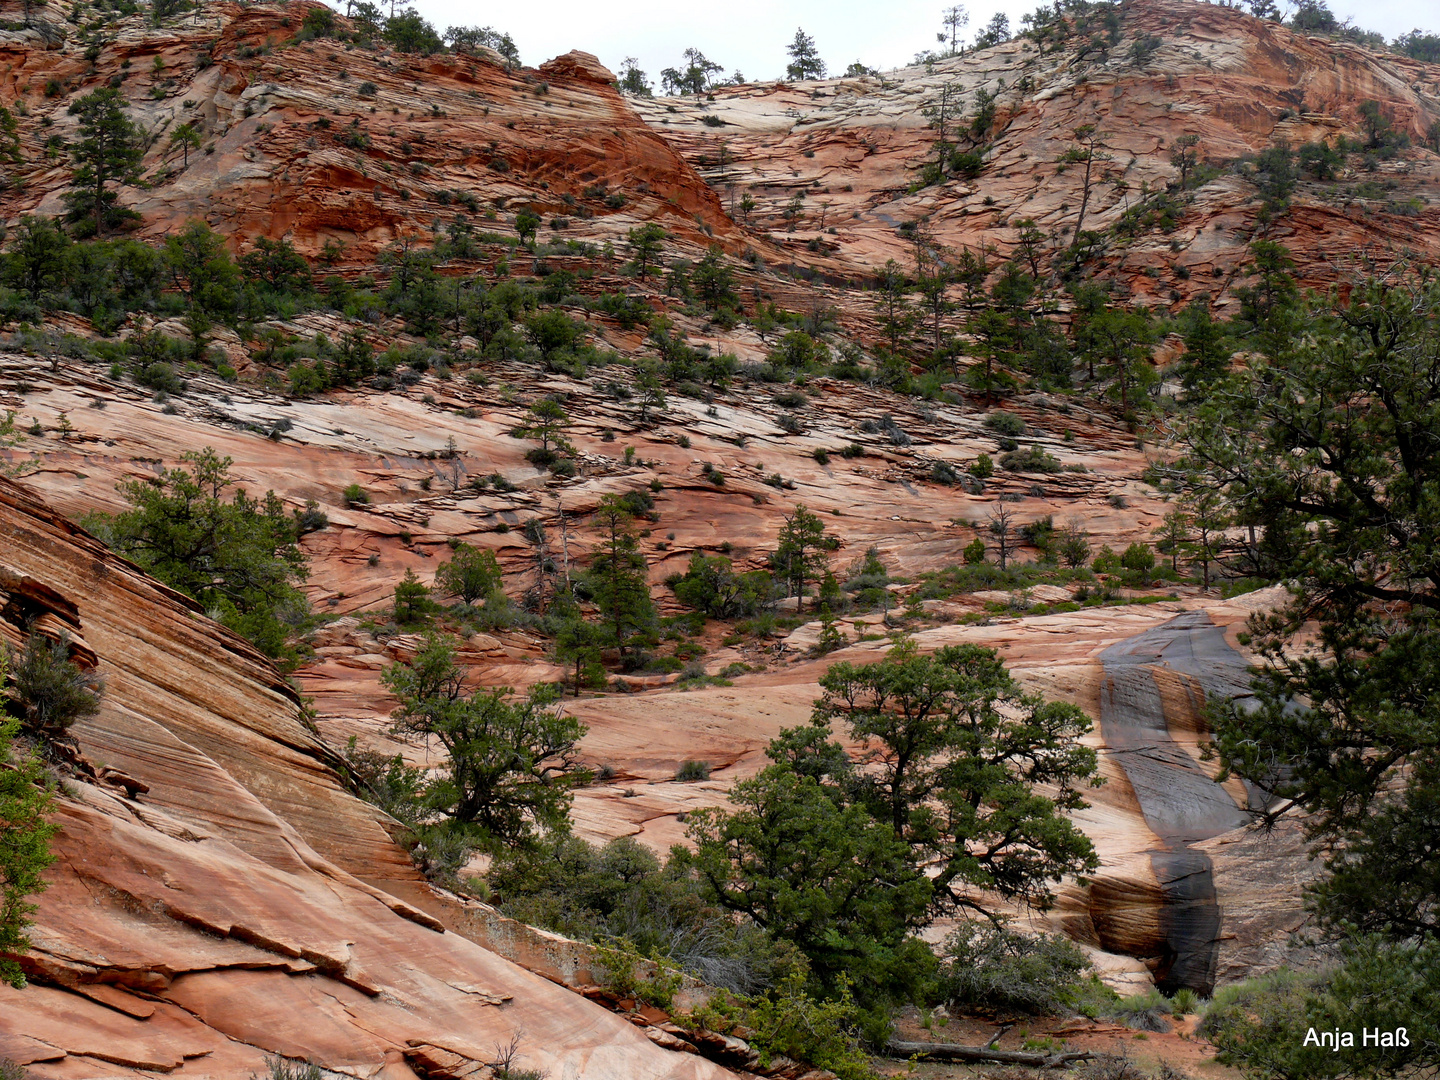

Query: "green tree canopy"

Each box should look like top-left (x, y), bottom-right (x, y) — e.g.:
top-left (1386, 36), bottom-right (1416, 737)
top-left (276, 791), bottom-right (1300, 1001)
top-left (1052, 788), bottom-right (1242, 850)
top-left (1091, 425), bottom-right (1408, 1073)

top-left (381, 633), bottom-right (588, 847)
top-left (661, 47), bottom-right (722, 95)
top-left (89, 448), bottom-right (310, 666)
top-left (239, 236), bottom-right (312, 298)
top-left (625, 224), bottom-right (666, 280)
top-left (64, 88), bottom-right (144, 236)
top-left (686, 766), bottom-right (934, 1000)
top-left (588, 495), bottom-right (656, 659)
top-left (1185, 266), bottom-right (1440, 941)
top-left (771, 505), bottom-right (831, 610)
top-left (435, 544), bottom-right (503, 606)
top-left (816, 641), bottom-right (1100, 915)
top-left (785, 28), bottom-right (827, 80)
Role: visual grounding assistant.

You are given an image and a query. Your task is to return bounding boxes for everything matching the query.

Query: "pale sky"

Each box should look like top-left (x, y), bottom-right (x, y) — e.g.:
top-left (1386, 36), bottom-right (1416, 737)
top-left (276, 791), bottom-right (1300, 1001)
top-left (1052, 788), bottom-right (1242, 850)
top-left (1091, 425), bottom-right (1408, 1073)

top-left (383, 0), bottom-right (1436, 86)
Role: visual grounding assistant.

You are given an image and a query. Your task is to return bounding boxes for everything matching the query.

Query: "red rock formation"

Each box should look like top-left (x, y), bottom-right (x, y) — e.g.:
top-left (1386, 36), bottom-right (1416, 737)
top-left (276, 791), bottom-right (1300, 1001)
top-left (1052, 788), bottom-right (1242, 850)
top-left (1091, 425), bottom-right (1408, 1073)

top-left (1, 2), bottom-right (746, 265)
top-left (0, 475), bottom-right (741, 1079)
top-left (648, 0), bottom-right (1440, 309)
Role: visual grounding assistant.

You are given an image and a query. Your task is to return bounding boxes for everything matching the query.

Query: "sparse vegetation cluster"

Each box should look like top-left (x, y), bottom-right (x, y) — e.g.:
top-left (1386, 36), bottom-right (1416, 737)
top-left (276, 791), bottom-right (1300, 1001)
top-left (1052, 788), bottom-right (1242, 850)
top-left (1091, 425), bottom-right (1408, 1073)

top-left (1, 0), bottom-right (1439, 1075)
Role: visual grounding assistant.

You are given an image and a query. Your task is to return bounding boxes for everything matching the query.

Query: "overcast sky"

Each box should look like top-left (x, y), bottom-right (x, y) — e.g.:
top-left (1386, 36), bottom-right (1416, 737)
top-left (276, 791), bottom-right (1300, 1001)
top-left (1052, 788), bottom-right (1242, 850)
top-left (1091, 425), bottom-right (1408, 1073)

top-left (390, 0), bottom-right (1435, 86)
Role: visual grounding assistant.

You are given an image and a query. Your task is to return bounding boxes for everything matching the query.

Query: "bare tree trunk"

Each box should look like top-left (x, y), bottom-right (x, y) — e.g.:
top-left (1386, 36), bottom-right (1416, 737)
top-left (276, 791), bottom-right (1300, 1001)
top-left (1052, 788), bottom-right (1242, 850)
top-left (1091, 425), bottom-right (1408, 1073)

top-left (888, 1040), bottom-right (1093, 1068)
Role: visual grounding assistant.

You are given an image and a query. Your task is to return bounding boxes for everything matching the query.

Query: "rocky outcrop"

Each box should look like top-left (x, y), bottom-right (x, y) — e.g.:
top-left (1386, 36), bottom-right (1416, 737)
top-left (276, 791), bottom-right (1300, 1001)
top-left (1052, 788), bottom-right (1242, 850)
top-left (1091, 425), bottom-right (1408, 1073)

top-left (0, 339), bottom-right (1321, 993)
top-left (0, 3), bottom-right (743, 264)
top-left (0, 475), bottom-right (740, 1080)
top-left (644, 0), bottom-right (1440, 310)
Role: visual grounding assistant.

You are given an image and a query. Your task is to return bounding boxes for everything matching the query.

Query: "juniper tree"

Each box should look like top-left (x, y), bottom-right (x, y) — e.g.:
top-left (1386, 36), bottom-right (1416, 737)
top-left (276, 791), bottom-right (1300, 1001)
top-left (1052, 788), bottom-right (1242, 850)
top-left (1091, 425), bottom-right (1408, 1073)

top-left (435, 543), bottom-right (503, 606)
top-left (381, 633), bottom-right (588, 847)
top-left (816, 641), bottom-right (1100, 914)
top-left (89, 448), bottom-right (309, 666)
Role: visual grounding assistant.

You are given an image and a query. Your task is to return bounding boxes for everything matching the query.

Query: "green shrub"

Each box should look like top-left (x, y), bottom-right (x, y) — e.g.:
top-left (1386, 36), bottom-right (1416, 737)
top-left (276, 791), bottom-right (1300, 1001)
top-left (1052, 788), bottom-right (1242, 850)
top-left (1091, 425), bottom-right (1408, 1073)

top-left (5, 633), bottom-right (104, 739)
top-left (1169, 987), bottom-right (1200, 1016)
top-left (343, 483), bottom-right (369, 507)
top-left (435, 544), bottom-right (502, 605)
top-left (676, 759), bottom-right (712, 781)
top-left (984, 410), bottom-right (1027, 437)
top-left (0, 651), bottom-right (58, 989)
top-left (940, 921), bottom-right (1092, 1016)
top-left (999, 443), bottom-right (1063, 473)
top-left (969, 453), bottom-right (994, 478)
top-left (1120, 542), bottom-right (1156, 581)
top-left (1107, 986), bottom-right (1174, 1032)
top-left (685, 976), bottom-right (881, 1080)
top-left (487, 833), bottom-right (787, 994)
top-left (254, 1057), bottom-right (323, 1080)
top-left (1201, 936), bottom-right (1440, 1080)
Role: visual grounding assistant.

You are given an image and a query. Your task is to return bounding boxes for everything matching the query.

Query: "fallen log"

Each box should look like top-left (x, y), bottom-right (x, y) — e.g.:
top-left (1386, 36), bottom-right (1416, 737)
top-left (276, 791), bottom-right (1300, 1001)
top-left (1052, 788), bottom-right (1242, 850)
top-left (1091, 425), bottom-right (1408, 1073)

top-left (886, 1039), bottom-right (1094, 1068)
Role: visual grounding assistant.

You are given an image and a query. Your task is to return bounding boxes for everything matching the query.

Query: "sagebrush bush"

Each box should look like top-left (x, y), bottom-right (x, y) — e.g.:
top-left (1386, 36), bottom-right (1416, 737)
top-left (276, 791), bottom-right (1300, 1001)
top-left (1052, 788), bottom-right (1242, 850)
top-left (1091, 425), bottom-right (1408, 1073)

top-left (941, 921), bottom-right (1092, 1015)
top-left (984, 410), bottom-right (1028, 437)
top-left (676, 759), bottom-right (712, 781)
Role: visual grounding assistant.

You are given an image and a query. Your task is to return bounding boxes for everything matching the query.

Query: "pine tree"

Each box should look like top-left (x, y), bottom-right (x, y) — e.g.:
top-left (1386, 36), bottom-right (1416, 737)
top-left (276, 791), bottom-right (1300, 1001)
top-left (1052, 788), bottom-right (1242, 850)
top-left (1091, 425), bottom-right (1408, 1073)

top-left (169, 121), bottom-right (202, 168)
top-left (625, 224), bottom-right (666, 280)
top-left (64, 89), bottom-right (144, 236)
top-left (1190, 269), bottom-right (1440, 937)
top-left (393, 568), bottom-right (434, 625)
top-left (555, 615), bottom-right (607, 696)
top-left (660, 48), bottom-right (722, 96)
top-left (785, 28), bottom-right (827, 81)
top-left (1152, 507), bottom-right (1193, 575)
top-left (617, 57), bottom-right (652, 97)
top-left (772, 505), bottom-right (830, 610)
top-left (692, 245), bottom-right (736, 311)
top-left (939, 4), bottom-right (969, 55)
top-left (1181, 488), bottom-right (1228, 590)
top-left (589, 495), bottom-right (655, 658)
top-left (514, 399), bottom-right (574, 458)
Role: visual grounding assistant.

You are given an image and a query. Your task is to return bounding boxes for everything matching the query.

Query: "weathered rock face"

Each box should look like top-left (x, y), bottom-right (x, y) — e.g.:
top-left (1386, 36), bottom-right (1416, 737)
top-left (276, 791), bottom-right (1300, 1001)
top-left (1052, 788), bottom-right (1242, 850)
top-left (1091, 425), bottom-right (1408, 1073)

top-left (0, 0), bottom-right (1397, 1023)
top-left (0, 341), bottom-right (1316, 997)
top-left (0, 1), bottom-right (743, 265)
top-left (2, 0), bottom-right (1436, 307)
top-left (644, 0), bottom-right (1440, 310)
top-left (0, 475), bottom-right (741, 1080)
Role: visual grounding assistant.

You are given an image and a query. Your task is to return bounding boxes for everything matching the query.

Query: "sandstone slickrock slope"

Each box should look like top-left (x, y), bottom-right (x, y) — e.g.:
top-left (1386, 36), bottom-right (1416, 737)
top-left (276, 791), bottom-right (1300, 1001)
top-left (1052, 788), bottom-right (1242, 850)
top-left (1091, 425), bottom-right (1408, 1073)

top-left (646, 0), bottom-right (1440, 308)
top-left (0, 0), bottom-right (1421, 1044)
top-left (0, 475), bottom-right (741, 1080)
top-left (3, 0), bottom-right (1435, 304)
top-left (0, 3), bottom-right (743, 262)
